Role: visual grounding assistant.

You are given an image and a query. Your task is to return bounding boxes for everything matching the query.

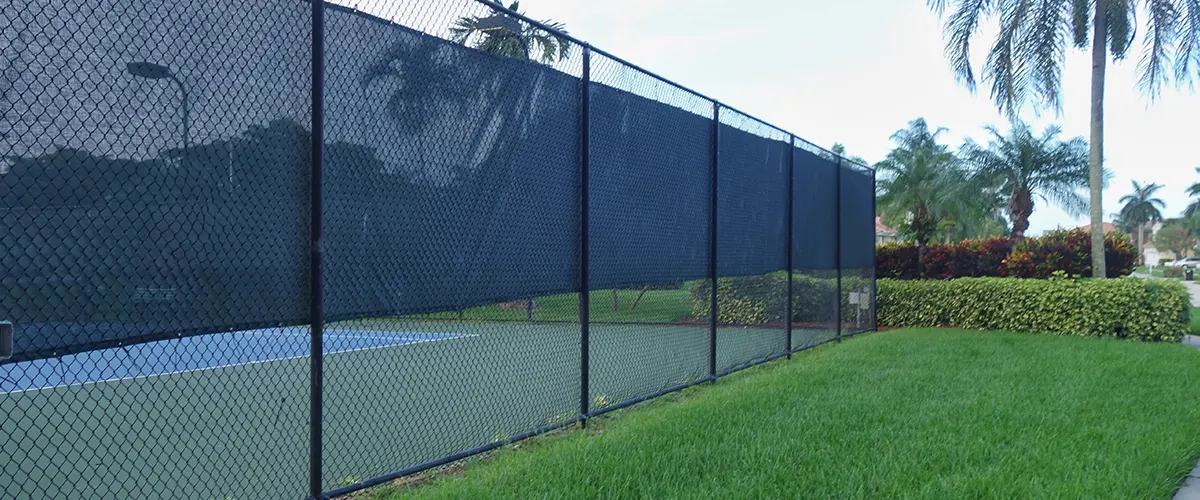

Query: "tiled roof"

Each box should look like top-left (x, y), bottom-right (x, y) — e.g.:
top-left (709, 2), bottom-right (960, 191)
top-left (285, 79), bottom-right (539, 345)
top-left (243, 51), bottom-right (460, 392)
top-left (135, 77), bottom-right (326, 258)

top-left (876, 216), bottom-right (896, 235)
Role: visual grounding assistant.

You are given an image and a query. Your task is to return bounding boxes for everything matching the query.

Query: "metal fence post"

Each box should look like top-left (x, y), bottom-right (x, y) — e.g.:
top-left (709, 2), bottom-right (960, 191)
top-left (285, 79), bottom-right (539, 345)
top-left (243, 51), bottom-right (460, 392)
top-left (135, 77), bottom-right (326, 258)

top-left (578, 45), bottom-right (592, 426)
top-left (308, 0), bottom-right (326, 497)
top-left (786, 135), bottom-right (795, 357)
top-left (870, 167), bottom-right (878, 332)
top-left (834, 156), bottom-right (842, 341)
top-left (709, 102), bottom-right (720, 381)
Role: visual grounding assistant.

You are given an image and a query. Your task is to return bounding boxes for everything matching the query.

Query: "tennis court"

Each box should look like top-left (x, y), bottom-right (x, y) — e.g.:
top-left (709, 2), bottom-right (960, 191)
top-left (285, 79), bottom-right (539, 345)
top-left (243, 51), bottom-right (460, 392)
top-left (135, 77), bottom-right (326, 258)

top-left (0, 328), bottom-right (472, 394)
top-left (0, 319), bottom-right (832, 499)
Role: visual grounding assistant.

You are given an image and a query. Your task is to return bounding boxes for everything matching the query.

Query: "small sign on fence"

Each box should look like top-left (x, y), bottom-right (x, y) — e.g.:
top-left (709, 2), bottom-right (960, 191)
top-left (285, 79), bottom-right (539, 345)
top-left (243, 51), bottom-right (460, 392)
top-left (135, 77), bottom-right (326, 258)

top-left (848, 289), bottom-right (871, 309)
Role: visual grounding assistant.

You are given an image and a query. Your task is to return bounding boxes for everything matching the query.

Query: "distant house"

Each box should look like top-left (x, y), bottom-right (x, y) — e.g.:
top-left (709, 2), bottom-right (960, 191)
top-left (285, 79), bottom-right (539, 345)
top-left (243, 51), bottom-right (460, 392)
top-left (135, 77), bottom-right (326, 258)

top-left (876, 216), bottom-right (899, 244)
top-left (1077, 222), bottom-right (1119, 234)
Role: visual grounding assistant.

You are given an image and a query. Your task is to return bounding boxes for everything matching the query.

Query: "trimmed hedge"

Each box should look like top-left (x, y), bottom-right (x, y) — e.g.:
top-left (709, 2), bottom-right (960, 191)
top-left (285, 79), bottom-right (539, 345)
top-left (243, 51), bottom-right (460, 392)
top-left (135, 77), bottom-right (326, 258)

top-left (877, 229), bottom-right (1136, 280)
top-left (877, 276), bottom-right (1189, 341)
top-left (689, 273), bottom-right (870, 325)
top-left (1163, 266), bottom-right (1185, 279)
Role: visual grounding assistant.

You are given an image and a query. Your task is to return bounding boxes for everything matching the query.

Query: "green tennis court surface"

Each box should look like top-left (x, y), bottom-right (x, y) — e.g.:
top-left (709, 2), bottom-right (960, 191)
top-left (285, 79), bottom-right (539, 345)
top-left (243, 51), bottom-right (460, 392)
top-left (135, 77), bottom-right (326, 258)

top-left (1, 320), bottom-right (834, 499)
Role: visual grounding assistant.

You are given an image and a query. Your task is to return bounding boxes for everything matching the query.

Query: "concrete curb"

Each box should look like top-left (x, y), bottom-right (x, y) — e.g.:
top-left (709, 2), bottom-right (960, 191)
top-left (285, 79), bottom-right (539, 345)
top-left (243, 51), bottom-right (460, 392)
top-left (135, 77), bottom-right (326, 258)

top-left (1177, 462), bottom-right (1200, 500)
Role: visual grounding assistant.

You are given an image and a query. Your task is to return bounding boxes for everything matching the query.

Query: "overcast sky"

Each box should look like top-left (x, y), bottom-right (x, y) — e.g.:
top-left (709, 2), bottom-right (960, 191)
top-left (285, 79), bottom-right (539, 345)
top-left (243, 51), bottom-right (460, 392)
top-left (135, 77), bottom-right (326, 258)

top-left (513, 0), bottom-right (1199, 235)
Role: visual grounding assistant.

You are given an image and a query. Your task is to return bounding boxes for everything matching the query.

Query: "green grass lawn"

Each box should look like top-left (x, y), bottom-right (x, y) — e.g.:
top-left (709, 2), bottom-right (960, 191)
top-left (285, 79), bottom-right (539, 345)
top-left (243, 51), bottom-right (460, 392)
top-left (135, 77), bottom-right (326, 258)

top-left (368, 329), bottom-right (1200, 499)
top-left (1135, 265), bottom-right (1167, 278)
top-left (406, 288), bottom-right (695, 324)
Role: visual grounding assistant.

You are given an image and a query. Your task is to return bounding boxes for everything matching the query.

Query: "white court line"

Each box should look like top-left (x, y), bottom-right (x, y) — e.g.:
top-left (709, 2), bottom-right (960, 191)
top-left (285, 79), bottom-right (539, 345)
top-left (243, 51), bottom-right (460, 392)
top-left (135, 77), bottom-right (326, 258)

top-left (0, 332), bottom-right (477, 395)
top-left (241, 329), bottom-right (468, 343)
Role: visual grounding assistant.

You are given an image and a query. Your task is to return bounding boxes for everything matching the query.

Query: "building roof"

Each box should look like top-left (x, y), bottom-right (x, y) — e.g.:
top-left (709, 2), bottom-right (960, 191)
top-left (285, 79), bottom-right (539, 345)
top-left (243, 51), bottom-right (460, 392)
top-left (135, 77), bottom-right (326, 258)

top-left (1076, 222), bottom-right (1118, 234)
top-left (876, 216), bottom-right (896, 236)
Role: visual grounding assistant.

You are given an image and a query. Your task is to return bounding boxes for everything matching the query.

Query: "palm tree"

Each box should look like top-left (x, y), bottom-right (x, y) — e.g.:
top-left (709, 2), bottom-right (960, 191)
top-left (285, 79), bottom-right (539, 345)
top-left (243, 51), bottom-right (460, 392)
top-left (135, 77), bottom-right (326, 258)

top-left (927, 0), bottom-right (1200, 278)
top-left (876, 119), bottom-right (976, 257)
top-left (450, 1), bottom-right (571, 64)
top-left (1111, 210), bottom-right (1138, 236)
top-left (1119, 181), bottom-right (1167, 262)
top-left (831, 143), bottom-right (869, 165)
top-left (960, 123), bottom-right (1090, 239)
top-left (1185, 167), bottom-right (1200, 217)
top-left (946, 180), bottom-right (1011, 240)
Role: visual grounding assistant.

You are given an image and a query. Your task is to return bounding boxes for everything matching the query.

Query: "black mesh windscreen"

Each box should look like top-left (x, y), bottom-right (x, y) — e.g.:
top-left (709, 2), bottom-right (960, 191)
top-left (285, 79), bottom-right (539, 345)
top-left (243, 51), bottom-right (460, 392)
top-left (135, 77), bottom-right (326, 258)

top-left (840, 164), bottom-right (877, 335)
top-left (714, 110), bottom-right (789, 373)
top-left (2, 0), bottom-right (312, 498)
top-left (319, 1), bottom-right (583, 488)
top-left (586, 52), bottom-right (713, 408)
top-left (1, 0), bottom-right (875, 497)
top-left (2, 0), bottom-right (312, 362)
top-left (792, 146), bottom-right (840, 347)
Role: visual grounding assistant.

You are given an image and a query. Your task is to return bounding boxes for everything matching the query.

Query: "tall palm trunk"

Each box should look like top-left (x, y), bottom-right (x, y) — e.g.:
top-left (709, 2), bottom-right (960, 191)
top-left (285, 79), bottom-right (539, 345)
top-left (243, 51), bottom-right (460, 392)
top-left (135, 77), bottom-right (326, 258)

top-left (1009, 187), bottom-right (1033, 239)
top-left (1088, 2), bottom-right (1109, 277)
top-left (1136, 223), bottom-right (1144, 265)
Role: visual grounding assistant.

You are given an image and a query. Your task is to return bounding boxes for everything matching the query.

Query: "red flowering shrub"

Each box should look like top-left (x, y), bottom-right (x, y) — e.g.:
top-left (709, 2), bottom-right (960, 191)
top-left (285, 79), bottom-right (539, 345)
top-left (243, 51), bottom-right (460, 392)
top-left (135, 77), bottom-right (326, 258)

top-left (1002, 229), bottom-right (1135, 278)
top-left (876, 231), bottom-right (1134, 280)
top-left (876, 243), bottom-right (919, 279)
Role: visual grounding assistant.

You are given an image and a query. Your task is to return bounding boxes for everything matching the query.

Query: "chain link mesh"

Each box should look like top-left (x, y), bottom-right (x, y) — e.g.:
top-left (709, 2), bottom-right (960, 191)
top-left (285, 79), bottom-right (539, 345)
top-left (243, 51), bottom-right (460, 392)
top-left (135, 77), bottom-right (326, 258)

top-left (1, 0), bottom-right (875, 498)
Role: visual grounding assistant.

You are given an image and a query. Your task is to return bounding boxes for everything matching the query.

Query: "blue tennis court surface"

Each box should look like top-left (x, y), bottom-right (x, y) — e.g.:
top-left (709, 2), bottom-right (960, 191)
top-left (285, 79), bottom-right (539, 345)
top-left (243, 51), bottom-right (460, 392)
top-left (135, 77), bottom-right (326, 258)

top-left (0, 328), bottom-right (471, 393)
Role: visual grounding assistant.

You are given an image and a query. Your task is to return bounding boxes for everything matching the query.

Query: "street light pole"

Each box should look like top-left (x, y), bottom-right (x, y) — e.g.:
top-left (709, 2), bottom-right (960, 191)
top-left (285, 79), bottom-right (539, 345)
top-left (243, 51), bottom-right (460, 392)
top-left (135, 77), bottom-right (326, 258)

top-left (168, 73), bottom-right (189, 161)
top-left (125, 62), bottom-right (189, 170)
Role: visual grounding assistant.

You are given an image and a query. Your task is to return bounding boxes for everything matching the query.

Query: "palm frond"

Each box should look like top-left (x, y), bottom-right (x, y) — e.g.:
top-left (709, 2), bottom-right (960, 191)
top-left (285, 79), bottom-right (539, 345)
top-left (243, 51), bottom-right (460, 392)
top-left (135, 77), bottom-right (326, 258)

top-left (1107, 0), bottom-right (1137, 58)
top-left (1172, 0), bottom-right (1200, 86)
top-left (1138, 0), bottom-right (1181, 98)
top-left (1072, 0), bottom-right (1092, 46)
top-left (930, 0), bottom-right (952, 16)
top-left (449, 17), bottom-right (482, 45)
top-left (1021, 0), bottom-right (1070, 112)
top-left (985, 0), bottom-right (1034, 117)
top-left (1042, 183), bottom-right (1090, 215)
top-left (944, 0), bottom-right (997, 91)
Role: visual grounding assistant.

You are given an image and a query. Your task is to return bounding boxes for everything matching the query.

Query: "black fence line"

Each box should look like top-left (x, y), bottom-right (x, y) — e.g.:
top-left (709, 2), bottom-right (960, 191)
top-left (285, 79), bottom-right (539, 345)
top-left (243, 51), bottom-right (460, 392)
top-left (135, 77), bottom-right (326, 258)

top-left (308, 0), bottom-right (327, 497)
top-left (1, 0), bottom-right (875, 496)
top-left (467, 0), bottom-right (869, 173)
top-left (834, 157), bottom-right (844, 341)
top-left (709, 102), bottom-right (721, 382)
top-left (872, 167), bottom-right (879, 319)
top-left (318, 2), bottom-right (869, 495)
top-left (321, 332), bottom-right (849, 499)
top-left (786, 134), bottom-right (796, 358)
top-left (319, 414), bottom-right (587, 499)
top-left (578, 45), bottom-right (593, 427)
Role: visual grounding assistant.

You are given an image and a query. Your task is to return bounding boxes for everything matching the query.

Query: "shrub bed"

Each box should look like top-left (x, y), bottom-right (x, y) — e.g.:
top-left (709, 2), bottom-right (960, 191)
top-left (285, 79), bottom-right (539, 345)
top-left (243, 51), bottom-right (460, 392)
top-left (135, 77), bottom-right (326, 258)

top-left (877, 229), bottom-right (1136, 280)
top-left (1163, 267), bottom-right (1185, 279)
top-left (689, 273), bottom-right (870, 325)
top-left (877, 276), bottom-right (1189, 341)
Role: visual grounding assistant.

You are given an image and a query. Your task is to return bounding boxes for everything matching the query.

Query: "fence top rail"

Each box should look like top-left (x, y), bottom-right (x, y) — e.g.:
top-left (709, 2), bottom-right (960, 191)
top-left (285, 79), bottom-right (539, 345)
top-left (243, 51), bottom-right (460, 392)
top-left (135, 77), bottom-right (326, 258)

top-left (320, 0), bottom-right (872, 172)
top-left (460, 0), bottom-right (872, 172)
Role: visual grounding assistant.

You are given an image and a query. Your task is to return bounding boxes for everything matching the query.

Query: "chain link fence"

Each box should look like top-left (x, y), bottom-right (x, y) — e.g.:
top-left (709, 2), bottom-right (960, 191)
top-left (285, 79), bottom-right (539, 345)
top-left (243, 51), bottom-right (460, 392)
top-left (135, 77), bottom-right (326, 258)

top-left (1, 0), bottom-right (875, 498)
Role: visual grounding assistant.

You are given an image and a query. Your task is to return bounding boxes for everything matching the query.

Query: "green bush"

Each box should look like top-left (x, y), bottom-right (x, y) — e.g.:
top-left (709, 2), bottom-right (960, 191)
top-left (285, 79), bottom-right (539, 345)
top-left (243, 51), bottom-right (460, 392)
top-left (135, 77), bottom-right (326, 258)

top-left (877, 276), bottom-right (1189, 341)
top-left (1163, 266), bottom-right (1185, 279)
top-left (689, 273), bottom-right (869, 325)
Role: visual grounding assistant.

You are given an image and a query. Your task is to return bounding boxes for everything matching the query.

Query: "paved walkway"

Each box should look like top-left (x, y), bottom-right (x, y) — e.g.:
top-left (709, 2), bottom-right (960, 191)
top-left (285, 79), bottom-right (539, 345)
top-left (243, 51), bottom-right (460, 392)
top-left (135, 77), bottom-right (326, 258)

top-left (1179, 463), bottom-right (1200, 500)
